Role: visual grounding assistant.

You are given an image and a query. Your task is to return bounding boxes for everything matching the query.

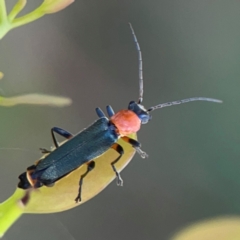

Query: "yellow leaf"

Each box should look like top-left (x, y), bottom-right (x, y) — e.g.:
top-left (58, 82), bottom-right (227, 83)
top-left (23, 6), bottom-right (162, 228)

top-left (171, 217), bottom-right (240, 240)
top-left (0, 72), bottom-right (4, 80)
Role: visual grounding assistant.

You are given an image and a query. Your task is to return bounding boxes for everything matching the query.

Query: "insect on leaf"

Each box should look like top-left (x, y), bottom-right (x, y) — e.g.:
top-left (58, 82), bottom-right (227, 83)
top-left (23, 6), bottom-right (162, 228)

top-left (24, 134), bottom-right (137, 213)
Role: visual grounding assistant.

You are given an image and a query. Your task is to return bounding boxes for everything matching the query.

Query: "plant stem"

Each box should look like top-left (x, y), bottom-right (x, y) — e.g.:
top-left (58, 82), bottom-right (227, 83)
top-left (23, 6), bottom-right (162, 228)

top-left (0, 0), bottom-right (11, 39)
top-left (8, 0), bottom-right (27, 22)
top-left (0, 0), bottom-right (7, 24)
top-left (11, 10), bottom-right (44, 29)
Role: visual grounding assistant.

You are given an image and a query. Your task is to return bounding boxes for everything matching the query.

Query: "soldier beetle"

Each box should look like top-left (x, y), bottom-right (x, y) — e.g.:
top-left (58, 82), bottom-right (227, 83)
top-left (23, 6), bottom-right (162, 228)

top-left (18, 23), bottom-right (222, 202)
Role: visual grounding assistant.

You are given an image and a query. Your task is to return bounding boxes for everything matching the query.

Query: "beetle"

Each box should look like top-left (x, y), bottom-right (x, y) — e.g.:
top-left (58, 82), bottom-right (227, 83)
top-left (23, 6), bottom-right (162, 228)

top-left (18, 23), bottom-right (222, 202)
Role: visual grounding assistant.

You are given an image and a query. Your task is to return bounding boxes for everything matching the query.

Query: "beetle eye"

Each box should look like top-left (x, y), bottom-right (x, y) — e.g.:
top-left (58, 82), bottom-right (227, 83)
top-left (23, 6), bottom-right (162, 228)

top-left (141, 118), bottom-right (148, 124)
top-left (139, 114), bottom-right (151, 124)
top-left (128, 101), bottom-right (136, 111)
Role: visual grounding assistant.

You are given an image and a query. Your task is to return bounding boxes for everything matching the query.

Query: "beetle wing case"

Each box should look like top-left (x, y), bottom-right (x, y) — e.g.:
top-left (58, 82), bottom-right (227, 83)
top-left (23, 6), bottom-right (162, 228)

top-left (19, 118), bottom-right (120, 188)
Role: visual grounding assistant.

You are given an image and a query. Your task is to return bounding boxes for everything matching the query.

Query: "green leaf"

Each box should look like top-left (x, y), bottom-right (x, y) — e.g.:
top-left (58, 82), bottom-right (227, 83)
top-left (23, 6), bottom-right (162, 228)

top-left (0, 0), bottom-right (75, 39)
top-left (0, 190), bottom-right (31, 237)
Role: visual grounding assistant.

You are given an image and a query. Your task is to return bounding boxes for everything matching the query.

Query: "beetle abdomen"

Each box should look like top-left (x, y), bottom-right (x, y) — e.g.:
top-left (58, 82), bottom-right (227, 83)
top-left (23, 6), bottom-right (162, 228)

top-left (18, 172), bottom-right (31, 189)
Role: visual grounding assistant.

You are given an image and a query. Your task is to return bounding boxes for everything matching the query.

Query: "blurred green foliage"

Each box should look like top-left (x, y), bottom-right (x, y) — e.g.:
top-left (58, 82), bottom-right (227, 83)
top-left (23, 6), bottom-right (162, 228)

top-left (0, 0), bottom-right (74, 39)
top-left (0, 0), bottom-right (74, 107)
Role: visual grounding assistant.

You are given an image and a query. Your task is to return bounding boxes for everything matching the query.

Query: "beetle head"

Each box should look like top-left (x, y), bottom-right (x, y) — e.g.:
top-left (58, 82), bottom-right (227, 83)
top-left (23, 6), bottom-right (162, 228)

top-left (128, 101), bottom-right (152, 124)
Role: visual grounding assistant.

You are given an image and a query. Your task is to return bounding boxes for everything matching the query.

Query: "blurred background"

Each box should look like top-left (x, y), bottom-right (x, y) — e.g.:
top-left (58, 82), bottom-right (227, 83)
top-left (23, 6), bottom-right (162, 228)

top-left (1, 0), bottom-right (240, 239)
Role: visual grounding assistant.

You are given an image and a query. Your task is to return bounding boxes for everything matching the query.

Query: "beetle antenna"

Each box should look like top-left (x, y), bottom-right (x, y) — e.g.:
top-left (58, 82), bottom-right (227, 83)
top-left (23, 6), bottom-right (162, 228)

top-left (129, 23), bottom-right (143, 104)
top-left (148, 97), bottom-right (222, 112)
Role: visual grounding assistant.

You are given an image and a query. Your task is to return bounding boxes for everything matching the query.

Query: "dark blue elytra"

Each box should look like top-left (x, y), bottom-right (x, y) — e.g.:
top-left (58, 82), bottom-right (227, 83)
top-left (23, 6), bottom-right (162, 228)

top-left (32, 118), bottom-right (118, 184)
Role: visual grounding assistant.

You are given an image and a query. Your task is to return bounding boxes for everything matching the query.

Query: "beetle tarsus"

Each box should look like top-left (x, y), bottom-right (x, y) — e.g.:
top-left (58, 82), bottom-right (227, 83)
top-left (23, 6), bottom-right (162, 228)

top-left (121, 136), bottom-right (148, 158)
top-left (111, 163), bottom-right (123, 186)
top-left (75, 195), bottom-right (81, 203)
top-left (39, 148), bottom-right (52, 154)
top-left (116, 173), bottom-right (123, 186)
top-left (110, 143), bottom-right (124, 186)
top-left (135, 147), bottom-right (148, 158)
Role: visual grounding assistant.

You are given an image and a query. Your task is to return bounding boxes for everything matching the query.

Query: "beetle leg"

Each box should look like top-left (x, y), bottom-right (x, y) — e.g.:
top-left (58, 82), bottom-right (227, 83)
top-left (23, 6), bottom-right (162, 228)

top-left (106, 105), bottom-right (115, 117)
top-left (39, 148), bottom-right (51, 154)
top-left (95, 107), bottom-right (106, 118)
top-left (51, 127), bottom-right (73, 148)
top-left (121, 136), bottom-right (148, 158)
top-left (40, 127), bottom-right (73, 151)
top-left (75, 161), bottom-right (95, 203)
top-left (45, 182), bottom-right (55, 187)
top-left (111, 143), bottom-right (124, 186)
top-left (27, 165), bottom-right (36, 171)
